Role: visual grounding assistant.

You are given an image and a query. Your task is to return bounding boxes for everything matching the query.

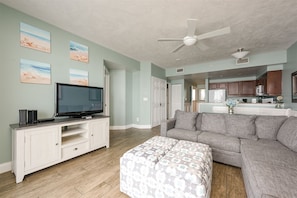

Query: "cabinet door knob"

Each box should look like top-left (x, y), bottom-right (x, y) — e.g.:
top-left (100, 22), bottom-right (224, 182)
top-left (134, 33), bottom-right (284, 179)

top-left (56, 143), bottom-right (59, 146)
top-left (74, 148), bottom-right (78, 151)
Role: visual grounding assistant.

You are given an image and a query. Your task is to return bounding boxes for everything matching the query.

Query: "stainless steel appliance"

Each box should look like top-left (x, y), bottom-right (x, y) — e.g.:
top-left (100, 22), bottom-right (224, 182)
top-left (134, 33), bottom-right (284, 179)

top-left (256, 85), bottom-right (264, 96)
top-left (208, 89), bottom-right (226, 103)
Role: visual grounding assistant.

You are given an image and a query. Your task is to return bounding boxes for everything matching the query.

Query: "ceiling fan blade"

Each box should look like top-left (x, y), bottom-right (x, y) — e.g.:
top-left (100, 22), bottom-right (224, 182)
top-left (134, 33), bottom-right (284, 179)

top-left (158, 38), bottom-right (183, 41)
top-left (187, 19), bottom-right (197, 37)
top-left (197, 26), bottom-right (231, 40)
top-left (197, 41), bottom-right (209, 51)
top-left (171, 43), bottom-right (185, 53)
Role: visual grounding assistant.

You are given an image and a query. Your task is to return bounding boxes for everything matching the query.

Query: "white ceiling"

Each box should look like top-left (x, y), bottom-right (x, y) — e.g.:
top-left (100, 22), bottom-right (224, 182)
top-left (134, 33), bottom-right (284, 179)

top-left (2, 0), bottom-right (297, 81)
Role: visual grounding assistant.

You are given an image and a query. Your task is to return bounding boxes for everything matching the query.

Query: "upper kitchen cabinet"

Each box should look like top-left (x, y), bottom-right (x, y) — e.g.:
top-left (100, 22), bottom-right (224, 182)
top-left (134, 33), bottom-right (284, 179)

top-left (227, 82), bottom-right (240, 96)
top-left (209, 83), bottom-right (227, 90)
top-left (227, 81), bottom-right (256, 96)
top-left (257, 70), bottom-right (282, 96)
top-left (241, 81), bottom-right (256, 96)
top-left (267, 70), bottom-right (282, 96)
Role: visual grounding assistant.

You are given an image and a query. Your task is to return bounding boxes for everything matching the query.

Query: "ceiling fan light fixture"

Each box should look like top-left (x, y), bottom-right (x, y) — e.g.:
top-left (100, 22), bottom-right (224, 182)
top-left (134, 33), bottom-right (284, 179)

top-left (232, 48), bottom-right (250, 59)
top-left (183, 36), bottom-right (197, 46)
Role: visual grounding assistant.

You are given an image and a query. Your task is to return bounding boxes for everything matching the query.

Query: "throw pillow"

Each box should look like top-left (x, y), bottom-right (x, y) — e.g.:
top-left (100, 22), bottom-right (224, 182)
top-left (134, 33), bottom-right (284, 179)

top-left (201, 113), bottom-right (226, 134)
top-left (174, 110), bottom-right (198, 131)
top-left (225, 114), bottom-right (257, 140)
top-left (277, 116), bottom-right (297, 152)
top-left (255, 116), bottom-right (287, 140)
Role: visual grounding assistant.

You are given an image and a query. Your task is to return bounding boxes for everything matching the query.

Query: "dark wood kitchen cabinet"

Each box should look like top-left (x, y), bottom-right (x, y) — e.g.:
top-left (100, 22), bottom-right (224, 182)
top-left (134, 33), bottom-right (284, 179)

top-left (228, 82), bottom-right (240, 95)
top-left (256, 70), bottom-right (282, 96)
top-left (227, 81), bottom-right (256, 96)
top-left (267, 70), bottom-right (282, 96)
top-left (209, 83), bottom-right (227, 90)
top-left (241, 80), bottom-right (256, 96)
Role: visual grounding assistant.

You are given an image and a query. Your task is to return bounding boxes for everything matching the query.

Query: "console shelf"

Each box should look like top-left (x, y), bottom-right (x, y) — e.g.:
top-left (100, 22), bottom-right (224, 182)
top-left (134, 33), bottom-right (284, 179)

top-left (10, 116), bottom-right (109, 183)
top-left (61, 128), bottom-right (87, 137)
top-left (62, 135), bottom-right (88, 147)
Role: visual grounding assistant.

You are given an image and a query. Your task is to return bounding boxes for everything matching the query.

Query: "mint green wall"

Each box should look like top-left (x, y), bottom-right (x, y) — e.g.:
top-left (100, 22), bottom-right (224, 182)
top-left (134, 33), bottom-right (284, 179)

top-left (139, 62), bottom-right (152, 125)
top-left (110, 70), bottom-right (126, 126)
top-left (132, 71), bottom-right (140, 124)
top-left (166, 51), bottom-right (287, 77)
top-left (151, 63), bottom-right (166, 80)
top-left (0, 4), bottom-right (139, 164)
top-left (284, 42), bottom-right (297, 110)
top-left (126, 71), bottom-right (133, 124)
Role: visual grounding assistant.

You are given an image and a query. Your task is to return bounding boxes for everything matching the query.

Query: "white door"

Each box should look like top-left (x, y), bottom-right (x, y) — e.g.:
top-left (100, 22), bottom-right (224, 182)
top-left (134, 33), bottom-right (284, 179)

top-left (24, 127), bottom-right (60, 171)
top-left (89, 120), bottom-right (106, 150)
top-left (151, 77), bottom-right (167, 127)
top-left (171, 84), bottom-right (182, 118)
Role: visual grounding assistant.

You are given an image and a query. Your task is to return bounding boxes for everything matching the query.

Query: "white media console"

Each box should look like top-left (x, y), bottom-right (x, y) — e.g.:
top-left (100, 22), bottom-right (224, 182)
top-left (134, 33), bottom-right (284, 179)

top-left (10, 116), bottom-right (109, 183)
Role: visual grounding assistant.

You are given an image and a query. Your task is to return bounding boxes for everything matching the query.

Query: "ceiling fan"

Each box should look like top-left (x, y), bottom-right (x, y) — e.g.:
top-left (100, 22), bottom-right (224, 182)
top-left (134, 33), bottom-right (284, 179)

top-left (158, 19), bottom-right (231, 53)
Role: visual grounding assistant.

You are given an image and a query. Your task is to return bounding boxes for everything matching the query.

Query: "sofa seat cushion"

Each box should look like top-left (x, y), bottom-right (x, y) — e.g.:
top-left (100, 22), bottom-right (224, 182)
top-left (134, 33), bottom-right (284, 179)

top-left (225, 114), bottom-right (257, 140)
top-left (241, 139), bottom-right (297, 169)
top-left (198, 131), bottom-right (240, 153)
top-left (201, 113), bottom-right (226, 134)
top-left (242, 151), bottom-right (297, 197)
top-left (174, 110), bottom-right (198, 131)
top-left (277, 116), bottom-right (297, 152)
top-left (167, 128), bottom-right (200, 142)
top-left (255, 115), bottom-right (287, 140)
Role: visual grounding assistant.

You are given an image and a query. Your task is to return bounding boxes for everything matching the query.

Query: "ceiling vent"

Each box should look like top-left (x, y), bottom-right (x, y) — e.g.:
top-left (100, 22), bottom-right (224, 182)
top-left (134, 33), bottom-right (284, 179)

top-left (236, 57), bottom-right (249, 65)
top-left (176, 68), bottom-right (184, 73)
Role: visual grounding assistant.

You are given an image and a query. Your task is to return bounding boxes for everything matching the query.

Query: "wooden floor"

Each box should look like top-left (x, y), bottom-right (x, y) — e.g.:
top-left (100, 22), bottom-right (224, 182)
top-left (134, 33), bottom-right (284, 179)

top-left (0, 127), bottom-right (246, 198)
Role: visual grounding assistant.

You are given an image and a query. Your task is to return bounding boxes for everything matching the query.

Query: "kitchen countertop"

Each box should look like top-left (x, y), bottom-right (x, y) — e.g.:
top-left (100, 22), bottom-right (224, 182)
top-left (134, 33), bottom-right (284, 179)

top-left (199, 102), bottom-right (287, 115)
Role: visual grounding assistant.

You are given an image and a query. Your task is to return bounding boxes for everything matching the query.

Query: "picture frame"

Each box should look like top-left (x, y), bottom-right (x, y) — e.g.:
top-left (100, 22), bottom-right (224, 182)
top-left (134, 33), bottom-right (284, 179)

top-left (292, 71), bottom-right (297, 103)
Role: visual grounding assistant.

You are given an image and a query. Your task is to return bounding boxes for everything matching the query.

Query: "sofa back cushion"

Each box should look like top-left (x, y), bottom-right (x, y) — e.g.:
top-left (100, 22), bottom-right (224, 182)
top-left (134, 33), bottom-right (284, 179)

top-left (174, 110), bottom-right (198, 131)
top-left (225, 114), bottom-right (257, 140)
top-left (277, 116), bottom-right (297, 152)
top-left (255, 115), bottom-right (287, 140)
top-left (201, 113), bottom-right (226, 134)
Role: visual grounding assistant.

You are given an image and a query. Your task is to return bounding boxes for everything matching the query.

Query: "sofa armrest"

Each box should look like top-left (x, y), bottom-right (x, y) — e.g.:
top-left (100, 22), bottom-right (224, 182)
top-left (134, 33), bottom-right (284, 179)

top-left (160, 119), bottom-right (176, 137)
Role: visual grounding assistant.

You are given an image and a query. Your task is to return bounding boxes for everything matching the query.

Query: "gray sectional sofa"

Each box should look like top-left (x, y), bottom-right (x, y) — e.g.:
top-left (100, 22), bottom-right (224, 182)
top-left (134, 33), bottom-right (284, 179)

top-left (160, 110), bottom-right (297, 198)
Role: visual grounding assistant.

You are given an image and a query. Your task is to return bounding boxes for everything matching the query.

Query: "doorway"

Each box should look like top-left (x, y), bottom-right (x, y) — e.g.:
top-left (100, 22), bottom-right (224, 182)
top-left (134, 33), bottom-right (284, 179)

top-left (151, 77), bottom-right (167, 127)
top-left (104, 67), bottom-right (110, 116)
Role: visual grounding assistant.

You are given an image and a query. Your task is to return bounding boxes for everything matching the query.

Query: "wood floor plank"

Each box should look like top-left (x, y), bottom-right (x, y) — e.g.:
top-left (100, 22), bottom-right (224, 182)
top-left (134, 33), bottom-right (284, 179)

top-left (0, 127), bottom-right (246, 197)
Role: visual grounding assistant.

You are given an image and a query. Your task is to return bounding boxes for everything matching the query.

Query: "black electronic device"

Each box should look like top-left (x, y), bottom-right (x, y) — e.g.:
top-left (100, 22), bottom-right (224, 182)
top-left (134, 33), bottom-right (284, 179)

top-left (19, 109), bottom-right (27, 125)
top-left (28, 110), bottom-right (38, 124)
top-left (55, 83), bottom-right (104, 118)
top-left (38, 118), bottom-right (55, 123)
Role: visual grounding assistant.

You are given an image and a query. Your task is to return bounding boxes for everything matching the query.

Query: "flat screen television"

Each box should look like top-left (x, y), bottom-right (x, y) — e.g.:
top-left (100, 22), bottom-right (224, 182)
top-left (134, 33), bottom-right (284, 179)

top-left (55, 83), bottom-right (104, 117)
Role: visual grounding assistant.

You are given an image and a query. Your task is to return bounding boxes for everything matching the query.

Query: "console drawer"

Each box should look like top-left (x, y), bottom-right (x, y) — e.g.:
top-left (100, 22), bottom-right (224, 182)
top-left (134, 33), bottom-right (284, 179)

top-left (62, 142), bottom-right (89, 160)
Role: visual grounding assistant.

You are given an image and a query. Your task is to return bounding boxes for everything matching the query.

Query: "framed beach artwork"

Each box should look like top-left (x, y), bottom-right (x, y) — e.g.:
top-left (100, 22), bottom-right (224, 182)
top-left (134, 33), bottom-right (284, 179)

top-left (69, 41), bottom-right (89, 63)
top-left (20, 22), bottom-right (51, 53)
top-left (20, 59), bottom-right (51, 84)
top-left (69, 69), bottom-right (88, 86)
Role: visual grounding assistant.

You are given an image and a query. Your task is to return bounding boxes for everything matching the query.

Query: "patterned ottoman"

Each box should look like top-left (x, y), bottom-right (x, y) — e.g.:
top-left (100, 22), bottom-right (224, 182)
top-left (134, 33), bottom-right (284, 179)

top-left (120, 136), bottom-right (213, 198)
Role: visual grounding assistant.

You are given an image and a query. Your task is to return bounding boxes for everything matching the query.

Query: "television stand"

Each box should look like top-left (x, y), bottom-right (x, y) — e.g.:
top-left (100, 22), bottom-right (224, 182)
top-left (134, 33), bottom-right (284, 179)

top-left (10, 116), bottom-right (109, 183)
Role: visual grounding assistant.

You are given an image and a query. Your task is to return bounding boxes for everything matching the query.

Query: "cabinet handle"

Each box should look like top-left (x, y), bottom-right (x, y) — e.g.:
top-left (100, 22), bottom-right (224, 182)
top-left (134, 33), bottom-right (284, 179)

top-left (56, 143), bottom-right (59, 146)
top-left (74, 148), bottom-right (78, 151)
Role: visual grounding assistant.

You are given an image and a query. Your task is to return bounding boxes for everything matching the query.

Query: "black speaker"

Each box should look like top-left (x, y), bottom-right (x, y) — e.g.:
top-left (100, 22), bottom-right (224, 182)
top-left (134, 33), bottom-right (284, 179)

top-left (19, 109), bottom-right (27, 125)
top-left (28, 110), bottom-right (38, 124)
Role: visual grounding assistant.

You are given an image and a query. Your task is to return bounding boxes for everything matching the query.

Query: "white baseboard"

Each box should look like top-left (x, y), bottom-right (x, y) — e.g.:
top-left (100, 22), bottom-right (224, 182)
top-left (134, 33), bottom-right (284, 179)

top-left (0, 161), bottom-right (11, 174)
top-left (131, 124), bottom-right (152, 129)
top-left (110, 124), bottom-right (152, 130)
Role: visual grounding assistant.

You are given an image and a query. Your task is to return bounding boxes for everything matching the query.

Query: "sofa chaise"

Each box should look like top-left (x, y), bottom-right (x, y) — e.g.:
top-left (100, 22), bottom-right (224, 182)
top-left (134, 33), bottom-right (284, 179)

top-left (161, 110), bottom-right (297, 198)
